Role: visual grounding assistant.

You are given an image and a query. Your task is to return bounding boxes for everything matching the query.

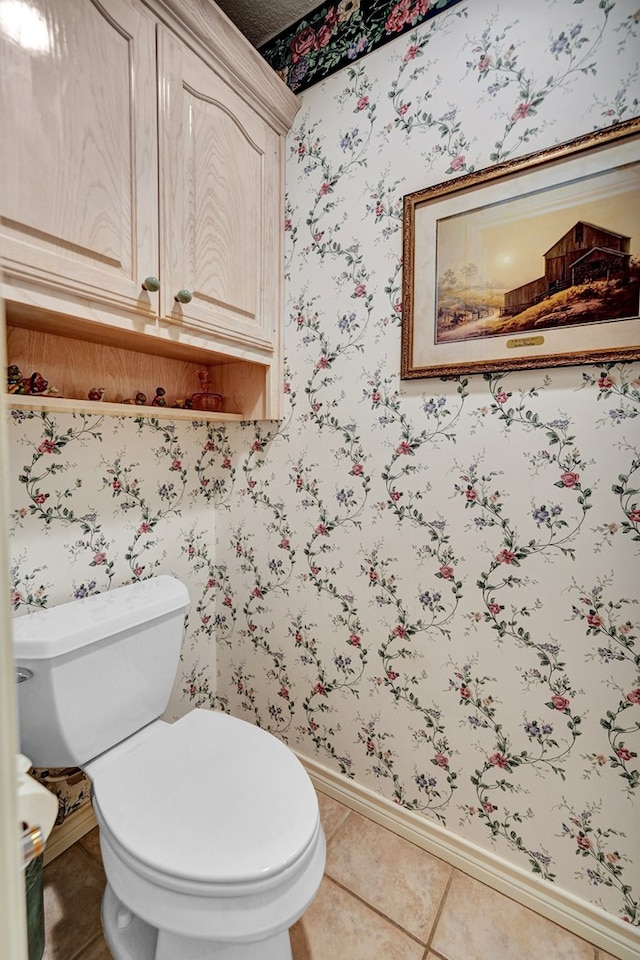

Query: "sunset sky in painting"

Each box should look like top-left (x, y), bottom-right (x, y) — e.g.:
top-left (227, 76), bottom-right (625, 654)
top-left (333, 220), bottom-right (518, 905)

top-left (436, 162), bottom-right (639, 292)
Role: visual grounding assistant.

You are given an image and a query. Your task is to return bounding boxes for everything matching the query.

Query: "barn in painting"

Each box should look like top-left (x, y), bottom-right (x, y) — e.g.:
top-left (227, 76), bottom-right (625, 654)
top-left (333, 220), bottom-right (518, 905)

top-left (502, 221), bottom-right (631, 316)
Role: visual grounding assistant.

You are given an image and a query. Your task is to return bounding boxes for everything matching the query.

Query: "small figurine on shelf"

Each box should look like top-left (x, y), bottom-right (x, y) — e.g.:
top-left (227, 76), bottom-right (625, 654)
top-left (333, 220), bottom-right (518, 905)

top-left (7, 365), bottom-right (23, 394)
top-left (7, 365), bottom-right (62, 399)
top-left (191, 370), bottom-right (223, 412)
top-left (152, 386), bottom-right (167, 407)
top-left (172, 398), bottom-right (194, 410)
top-left (24, 372), bottom-right (49, 395)
top-left (88, 387), bottom-right (106, 402)
top-left (122, 392), bottom-right (148, 405)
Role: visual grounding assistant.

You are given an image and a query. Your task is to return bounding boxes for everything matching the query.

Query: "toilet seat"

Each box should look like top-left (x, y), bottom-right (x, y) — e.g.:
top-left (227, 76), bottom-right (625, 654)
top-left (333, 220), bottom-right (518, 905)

top-left (90, 708), bottom-right (319, 886)
top-left (89, 709), bottom-right (326, 943)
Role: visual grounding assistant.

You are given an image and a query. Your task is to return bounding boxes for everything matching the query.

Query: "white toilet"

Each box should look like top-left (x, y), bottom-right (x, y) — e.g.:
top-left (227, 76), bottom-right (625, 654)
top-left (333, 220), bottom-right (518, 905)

top-left (13, 576), bottom-right (325, 960)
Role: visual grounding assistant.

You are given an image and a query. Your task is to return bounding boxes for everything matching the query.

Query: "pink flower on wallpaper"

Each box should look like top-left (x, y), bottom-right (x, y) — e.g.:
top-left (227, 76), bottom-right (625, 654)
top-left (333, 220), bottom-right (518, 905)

top-left (496, 549), bottom-right (515, 564)
top-left (37, 439), bottom-right (57, 454)
top-left (489, 752), bottom-right (509, 768)
top-left (290, 26), bottom-right (317, 63)
top-left (551, 695), bottom-right (570, 712)
top-left (317, 25), bottom-right (333, 47)
top-left (626, 688), bottom-right (640, 704)
top-left (511, 102), bottom-right (532, 121)
top-left (560, 471), bottom-right (580, 488)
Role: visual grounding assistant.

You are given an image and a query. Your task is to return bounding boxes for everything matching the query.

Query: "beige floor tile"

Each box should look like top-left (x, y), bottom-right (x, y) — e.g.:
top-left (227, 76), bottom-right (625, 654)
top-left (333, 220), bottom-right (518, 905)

top-left (43, 844), bottom-right (106, 960)
top-left (291, 876), bottom-right (425, 960)
top-left (431, 872), bottom-right (596, 960)
top-left (316, 791), bottom-right (351, 842)
top-left (77, 827), bottom-right (102, 866)
top-left (325, 811), bottom-right (451, 943)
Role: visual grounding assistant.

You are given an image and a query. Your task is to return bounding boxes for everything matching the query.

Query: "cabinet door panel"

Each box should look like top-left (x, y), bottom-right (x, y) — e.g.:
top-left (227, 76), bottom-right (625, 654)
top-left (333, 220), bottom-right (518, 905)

top-left (160, 30), bottom-right (281, 351)
top-left (0, 0), bottom-right (158, 313)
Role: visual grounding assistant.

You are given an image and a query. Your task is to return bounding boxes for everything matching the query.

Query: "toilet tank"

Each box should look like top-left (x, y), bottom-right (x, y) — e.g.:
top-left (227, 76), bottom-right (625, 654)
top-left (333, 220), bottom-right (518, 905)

top-left (13, 576), bottom-right (190, 768)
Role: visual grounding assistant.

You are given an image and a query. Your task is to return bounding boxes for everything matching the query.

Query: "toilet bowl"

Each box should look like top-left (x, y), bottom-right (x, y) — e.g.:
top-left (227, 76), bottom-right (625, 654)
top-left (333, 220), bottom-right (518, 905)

top-left (13, 577), bottom-right (326, 959)
top-left (88, 709), bottom-right (326, 959)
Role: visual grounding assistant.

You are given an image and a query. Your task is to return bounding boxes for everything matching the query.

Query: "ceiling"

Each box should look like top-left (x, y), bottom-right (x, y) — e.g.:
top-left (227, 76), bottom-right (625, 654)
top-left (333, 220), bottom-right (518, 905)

top-left (215, 0), bottom-right (317, 48)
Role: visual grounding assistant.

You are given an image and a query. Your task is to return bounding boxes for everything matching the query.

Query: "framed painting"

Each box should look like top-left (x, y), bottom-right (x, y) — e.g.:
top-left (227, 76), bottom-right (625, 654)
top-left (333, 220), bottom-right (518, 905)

top-left (401, 117), bottom-right (640, 379)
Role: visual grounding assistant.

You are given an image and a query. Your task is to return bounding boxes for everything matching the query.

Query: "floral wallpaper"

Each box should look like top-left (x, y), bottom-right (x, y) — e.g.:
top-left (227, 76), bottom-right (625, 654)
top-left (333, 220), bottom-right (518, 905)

top-left (260, 0), bottom-right (465, 93)
top-left (6, 0), bottom-right (640, 932)
top-left (212, 0), bottom-right (640, 927)
top-left (8, 412), bottom-right (219, 818)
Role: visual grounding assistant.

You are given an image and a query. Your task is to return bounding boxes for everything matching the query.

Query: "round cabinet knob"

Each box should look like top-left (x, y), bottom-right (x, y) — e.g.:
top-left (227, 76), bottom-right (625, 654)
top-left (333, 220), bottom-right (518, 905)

top-left (141, 276), bottom-right (160, 292)
top-left (174, 289), bottom-right (193, 304)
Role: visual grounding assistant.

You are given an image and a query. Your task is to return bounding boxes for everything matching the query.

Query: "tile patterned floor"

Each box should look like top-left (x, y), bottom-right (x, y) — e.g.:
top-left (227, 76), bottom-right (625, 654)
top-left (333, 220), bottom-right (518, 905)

top-left (41, 790), bottom-right (613, 960)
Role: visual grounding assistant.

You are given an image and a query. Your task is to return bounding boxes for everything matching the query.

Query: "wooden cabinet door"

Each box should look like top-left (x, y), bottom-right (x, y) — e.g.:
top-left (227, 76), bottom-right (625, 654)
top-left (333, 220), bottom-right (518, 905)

top-left (158, 28), bottom-right (282, 353)
top-left (0, 0), bottom-right (158, 316)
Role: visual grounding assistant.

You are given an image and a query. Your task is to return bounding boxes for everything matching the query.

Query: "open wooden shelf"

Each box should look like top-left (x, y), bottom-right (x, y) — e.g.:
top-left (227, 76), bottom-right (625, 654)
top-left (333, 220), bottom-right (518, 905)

top-left (5, 317), bottom-right (268, 422)
top-left (5, 392), bottom-right (244, 423)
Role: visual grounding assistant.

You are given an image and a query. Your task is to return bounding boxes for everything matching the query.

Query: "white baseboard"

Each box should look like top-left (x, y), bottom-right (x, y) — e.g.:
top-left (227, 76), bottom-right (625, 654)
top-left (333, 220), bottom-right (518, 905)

top-left (297, 752), bottom-right (639, 960)
top-left (44, 802), bottom-right (97, 865)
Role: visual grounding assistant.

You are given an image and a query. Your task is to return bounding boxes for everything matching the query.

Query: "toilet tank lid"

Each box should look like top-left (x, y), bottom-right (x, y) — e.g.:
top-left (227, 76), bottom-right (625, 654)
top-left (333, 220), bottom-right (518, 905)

top-left (12, 576), bottom-right (190, 659)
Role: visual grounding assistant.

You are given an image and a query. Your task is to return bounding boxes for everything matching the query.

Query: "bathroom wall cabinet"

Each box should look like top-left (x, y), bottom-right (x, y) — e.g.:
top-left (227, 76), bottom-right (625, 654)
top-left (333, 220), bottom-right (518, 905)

top-left (0, 0), bottom-right (299, 421)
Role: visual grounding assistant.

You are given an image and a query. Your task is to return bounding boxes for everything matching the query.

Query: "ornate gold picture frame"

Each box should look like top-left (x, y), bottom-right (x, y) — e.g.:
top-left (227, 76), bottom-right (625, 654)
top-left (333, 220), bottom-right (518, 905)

top-left (401, 118), bottom-right (640, 379)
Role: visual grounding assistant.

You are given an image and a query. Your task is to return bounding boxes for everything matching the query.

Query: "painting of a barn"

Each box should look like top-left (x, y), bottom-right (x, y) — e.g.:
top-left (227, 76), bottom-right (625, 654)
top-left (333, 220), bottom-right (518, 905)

top-left (502, 221), bottom-right (631, 316)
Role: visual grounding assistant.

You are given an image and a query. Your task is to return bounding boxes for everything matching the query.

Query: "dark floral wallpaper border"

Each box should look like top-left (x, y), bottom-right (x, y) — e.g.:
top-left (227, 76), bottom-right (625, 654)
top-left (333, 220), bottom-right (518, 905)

top-left (260, 0), bottom-right (466, 93)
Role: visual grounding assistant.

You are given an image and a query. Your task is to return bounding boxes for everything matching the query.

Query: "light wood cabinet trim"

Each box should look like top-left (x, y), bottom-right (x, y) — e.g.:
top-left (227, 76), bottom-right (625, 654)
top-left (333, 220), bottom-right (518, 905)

top-left (6, 393), bottom-right (243, 422)
top-left (147, 0), bottom-right (300, 134)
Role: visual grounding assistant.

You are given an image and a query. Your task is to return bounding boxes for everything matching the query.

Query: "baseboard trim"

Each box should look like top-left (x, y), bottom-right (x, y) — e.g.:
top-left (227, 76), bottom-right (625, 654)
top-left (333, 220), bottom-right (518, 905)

top-left (297, 752), bottom-right (639, 960)
top-left (44, 802), bottom-right (97, 865)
